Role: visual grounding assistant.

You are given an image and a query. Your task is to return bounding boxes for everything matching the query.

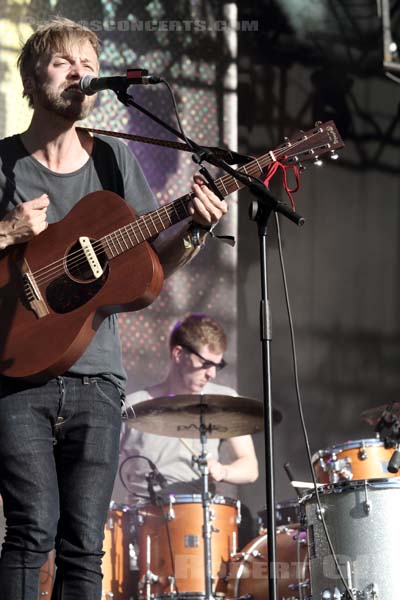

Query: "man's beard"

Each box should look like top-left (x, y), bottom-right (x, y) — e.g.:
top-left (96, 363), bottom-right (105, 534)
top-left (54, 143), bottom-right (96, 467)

top-left (36, 81), bottom-right (96, 121)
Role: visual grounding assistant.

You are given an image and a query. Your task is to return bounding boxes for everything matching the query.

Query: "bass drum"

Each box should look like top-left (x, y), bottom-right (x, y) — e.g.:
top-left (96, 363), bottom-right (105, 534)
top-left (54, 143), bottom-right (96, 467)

top-left (227, 526), bottom-right (309, 600)
top-left (303, 478), bottom-right (400, 599)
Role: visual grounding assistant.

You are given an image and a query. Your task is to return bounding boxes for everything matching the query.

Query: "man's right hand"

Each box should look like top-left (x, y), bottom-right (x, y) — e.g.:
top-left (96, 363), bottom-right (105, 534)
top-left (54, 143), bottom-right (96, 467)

top-left (0, 194), bottom-right (49, 250)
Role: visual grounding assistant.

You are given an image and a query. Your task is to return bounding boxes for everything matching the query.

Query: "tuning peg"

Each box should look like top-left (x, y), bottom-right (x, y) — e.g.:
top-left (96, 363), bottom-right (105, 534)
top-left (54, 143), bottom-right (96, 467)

top-left (314, 158), bottom-right (323, 167)
top-left (330, 151), bottom-right (339, 160)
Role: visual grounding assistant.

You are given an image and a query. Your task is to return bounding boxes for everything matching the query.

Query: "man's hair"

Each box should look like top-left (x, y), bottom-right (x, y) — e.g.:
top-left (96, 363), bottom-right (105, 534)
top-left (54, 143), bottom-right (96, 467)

top-left (169, 314), bottom-right (227, 354)
top-left (17, 17), bottom-right (101, 108)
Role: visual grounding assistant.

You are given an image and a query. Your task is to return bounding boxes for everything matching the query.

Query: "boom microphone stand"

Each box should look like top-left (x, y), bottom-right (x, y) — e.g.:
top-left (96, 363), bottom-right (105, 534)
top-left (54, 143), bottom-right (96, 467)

top-left (110, 85), bottom-right (305, 600)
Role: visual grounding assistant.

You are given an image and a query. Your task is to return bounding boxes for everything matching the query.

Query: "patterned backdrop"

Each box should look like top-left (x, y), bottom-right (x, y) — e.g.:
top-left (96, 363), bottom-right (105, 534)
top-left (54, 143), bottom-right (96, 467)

top-left (0, 0), bottom-right (238, 392)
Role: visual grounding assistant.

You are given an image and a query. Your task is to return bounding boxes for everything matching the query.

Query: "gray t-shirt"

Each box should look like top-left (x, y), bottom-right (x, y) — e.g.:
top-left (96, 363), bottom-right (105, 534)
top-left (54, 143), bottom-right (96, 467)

top-left (117, 382), bottom-right (238, 500)
top-left (0, 134), bottom-right (158, 389)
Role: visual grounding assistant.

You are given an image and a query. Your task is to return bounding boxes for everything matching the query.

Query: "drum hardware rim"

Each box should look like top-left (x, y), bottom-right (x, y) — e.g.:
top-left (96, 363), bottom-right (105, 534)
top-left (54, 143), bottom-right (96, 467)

top-left (144, 594), bottom-right (227, 599)
top-left (156, 493), bottom-right (239, 509)
top-left (312, 438), bottom-right (389, 464)
top-left (147, 594), bottom-right (226, 599)
top-left (301, 476), bottom-right (400, 502)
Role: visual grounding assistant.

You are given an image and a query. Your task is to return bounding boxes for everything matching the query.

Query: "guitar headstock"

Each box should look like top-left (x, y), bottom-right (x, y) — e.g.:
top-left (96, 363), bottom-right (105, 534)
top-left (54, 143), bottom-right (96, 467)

top-left (275, 121), bottom-right (344, 168)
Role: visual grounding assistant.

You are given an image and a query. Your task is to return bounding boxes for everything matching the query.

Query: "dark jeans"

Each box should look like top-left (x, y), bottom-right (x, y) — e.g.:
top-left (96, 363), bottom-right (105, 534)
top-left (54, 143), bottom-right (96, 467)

top-left (0, 375), bottom-right (122, 600)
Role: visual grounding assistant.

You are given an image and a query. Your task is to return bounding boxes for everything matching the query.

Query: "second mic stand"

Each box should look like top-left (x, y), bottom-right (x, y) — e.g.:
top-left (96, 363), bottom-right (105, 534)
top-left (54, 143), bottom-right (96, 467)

top-left (112, 86), bottom-right (305, 600)
top-left (191, 409), bottom-right (214, 600)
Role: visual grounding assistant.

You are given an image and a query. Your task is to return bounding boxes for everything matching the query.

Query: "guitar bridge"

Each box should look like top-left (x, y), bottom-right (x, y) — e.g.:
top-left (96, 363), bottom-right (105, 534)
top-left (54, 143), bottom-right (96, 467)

top-left (22, 259), bottom-right (50, 318)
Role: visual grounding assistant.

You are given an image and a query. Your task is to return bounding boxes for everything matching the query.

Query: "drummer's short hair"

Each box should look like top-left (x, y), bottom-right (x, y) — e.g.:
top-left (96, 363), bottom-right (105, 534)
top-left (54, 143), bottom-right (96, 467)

top-left (18, 17), bottom-right (101, 108)
top-left (170, 314), bottom-right (227, 354)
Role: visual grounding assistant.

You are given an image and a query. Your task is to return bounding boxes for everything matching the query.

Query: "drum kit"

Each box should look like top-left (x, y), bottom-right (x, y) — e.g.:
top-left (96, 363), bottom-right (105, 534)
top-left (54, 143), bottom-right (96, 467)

top-left (99, 396), bottom-right (400, 600)
top-left (97, 399), bottom-right (396, 598)
top-left (18, 395), bottom-right (398, 599)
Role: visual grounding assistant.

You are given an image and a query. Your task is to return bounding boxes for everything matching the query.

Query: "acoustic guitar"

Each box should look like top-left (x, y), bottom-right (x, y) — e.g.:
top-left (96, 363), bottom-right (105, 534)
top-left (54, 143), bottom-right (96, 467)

top-left (0, 121), bottom-right (343, 380)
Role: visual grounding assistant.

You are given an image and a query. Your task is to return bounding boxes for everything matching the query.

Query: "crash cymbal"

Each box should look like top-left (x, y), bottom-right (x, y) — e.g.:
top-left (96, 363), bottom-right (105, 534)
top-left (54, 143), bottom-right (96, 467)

top-left (125, 394), bottom-right (282, 438)
top-left (361, 403), bottom-right (400, 427)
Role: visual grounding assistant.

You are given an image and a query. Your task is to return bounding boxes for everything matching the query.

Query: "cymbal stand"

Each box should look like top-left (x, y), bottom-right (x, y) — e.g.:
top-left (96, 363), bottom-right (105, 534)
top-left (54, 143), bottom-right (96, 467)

top-left (191, 408), bottom-right (214, 600)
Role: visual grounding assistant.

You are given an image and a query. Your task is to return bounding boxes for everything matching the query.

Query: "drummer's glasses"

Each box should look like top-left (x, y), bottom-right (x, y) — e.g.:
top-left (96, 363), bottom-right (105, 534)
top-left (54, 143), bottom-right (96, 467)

top-left (181, 344), bottom-right (227, 371)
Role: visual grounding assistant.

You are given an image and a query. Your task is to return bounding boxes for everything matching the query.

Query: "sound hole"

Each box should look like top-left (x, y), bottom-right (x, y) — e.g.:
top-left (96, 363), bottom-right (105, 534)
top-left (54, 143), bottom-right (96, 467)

top-left (45, 240), bottom-right (109, 314)
top-left (66, 239), bottom-right (108, 282)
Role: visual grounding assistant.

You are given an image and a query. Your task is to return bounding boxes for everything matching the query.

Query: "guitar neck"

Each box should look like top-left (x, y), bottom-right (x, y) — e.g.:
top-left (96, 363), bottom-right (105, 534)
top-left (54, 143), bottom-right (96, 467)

top-left (101, 119), bottom-right (343, 258)
top-left (102, 154), bottom-right (269, 259)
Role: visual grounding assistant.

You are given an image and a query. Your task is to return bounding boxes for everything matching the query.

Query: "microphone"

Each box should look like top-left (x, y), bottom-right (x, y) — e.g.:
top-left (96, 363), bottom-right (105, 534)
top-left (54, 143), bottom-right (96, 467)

top-left (148, 459), bottom-right (167, 488)
top-left (80, 69), bottom-right (162, 95)
top-left (388, 447), bottom-right (400, 474)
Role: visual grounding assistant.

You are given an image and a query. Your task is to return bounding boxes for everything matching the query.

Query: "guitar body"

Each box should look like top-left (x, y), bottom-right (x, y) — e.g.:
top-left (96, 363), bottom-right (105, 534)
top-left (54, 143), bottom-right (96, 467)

top-left (0, 191), bottom-right (164, 380)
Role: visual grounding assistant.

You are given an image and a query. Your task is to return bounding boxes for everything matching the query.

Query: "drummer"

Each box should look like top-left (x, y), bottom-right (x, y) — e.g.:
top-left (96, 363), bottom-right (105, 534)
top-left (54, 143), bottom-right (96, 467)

top-left (117, 313), bottom-right (259, 499)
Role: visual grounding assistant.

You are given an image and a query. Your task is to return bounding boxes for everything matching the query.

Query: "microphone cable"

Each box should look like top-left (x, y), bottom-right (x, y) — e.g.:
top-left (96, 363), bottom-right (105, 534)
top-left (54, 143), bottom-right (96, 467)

top-left (274, 211), bottom-right (355, 600)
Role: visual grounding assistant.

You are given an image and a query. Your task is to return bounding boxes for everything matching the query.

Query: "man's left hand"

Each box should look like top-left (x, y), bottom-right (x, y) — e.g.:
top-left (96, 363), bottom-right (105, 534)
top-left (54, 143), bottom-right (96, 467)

top-left (189, 175), bottom-right (228, 227)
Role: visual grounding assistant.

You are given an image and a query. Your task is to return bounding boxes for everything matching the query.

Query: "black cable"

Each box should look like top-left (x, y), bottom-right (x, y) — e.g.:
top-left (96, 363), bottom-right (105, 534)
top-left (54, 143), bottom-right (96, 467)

top-left (274, 211), bottom-right (355, 600)
top-left (159, 79), bottom-right (197, 154)
top-left (156, 495), bottom-right (180, 597)
top-left (118, 454), bottom-right (180, 595)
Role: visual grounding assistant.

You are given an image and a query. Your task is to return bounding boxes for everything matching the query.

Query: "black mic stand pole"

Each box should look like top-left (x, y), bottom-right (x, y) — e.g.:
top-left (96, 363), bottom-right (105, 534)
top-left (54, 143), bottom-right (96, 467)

top-left (250, 197), bottom-right (277, 600)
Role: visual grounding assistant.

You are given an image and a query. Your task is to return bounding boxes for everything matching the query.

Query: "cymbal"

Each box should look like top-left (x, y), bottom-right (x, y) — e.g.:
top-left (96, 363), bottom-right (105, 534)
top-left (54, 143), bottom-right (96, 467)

top-left (125, 394), bottom-right (282, 438)
top-left (361, 403), bottom-right (400, 427)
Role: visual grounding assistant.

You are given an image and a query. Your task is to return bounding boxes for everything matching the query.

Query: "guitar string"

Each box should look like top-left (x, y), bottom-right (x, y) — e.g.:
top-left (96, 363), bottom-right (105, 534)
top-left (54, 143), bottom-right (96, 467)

top-left (28, 138), bottom-right (302, 284)
top-left (25, 137), bottom-right (307, 291)
top-left (29, 133), bottom-right (318, 283)
top-left (27, 130), bottom-right (328, 288)
top-left (27, 135), bottom-right (319, 289)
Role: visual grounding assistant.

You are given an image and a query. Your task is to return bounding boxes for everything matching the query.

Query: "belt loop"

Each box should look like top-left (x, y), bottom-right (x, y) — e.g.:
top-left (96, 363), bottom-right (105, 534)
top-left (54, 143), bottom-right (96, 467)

top-left (83, 376), bottom-right (90, 385)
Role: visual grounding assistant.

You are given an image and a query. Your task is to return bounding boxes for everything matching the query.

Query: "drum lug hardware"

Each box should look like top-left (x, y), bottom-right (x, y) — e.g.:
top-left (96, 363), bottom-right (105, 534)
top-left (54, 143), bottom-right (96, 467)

top-left (168, 575), bottom-right (175, 593)
top-left (288, 580), bottom-right (310, 591)
top-left (129, 542), bottom-right (138, 570)
top-left (358, 442), bottom-right (368, 461)
top-left (231, 530), bottom-right (237, 555)
top-left (144, 571), bottom-right (159, 583)
top-left (168, 496), bottom-right (176, 520)
top-left (316, 504), bottom-right (326, 520)
top-left (212, 525), bottom-right (220, 533)
top-left (363, 481), bottom-right (371, 515)
top-left (209, 507), bottom-right (216, 521)
top-left (367, 583), bottom-right (379, 599)
top-left (318, 453), bottom-right (353, 484)
top-left (292, 531), bottom-right (307, 545)
top-left (236, 500), bottom-right (242, 525)
top-left (321, 587), bottom-right (341, 599)
top-left (363, 500), bottom-right (371, 515)
top-left (251, 549), bottom-right (263, 558)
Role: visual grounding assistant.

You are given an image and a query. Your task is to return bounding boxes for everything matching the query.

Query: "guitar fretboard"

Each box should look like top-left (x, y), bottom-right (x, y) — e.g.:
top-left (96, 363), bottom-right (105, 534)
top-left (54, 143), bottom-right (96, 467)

top-left (99, 120), bottom-right (342, 259)
top-left (101, 155), bottom-right (267, 259)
